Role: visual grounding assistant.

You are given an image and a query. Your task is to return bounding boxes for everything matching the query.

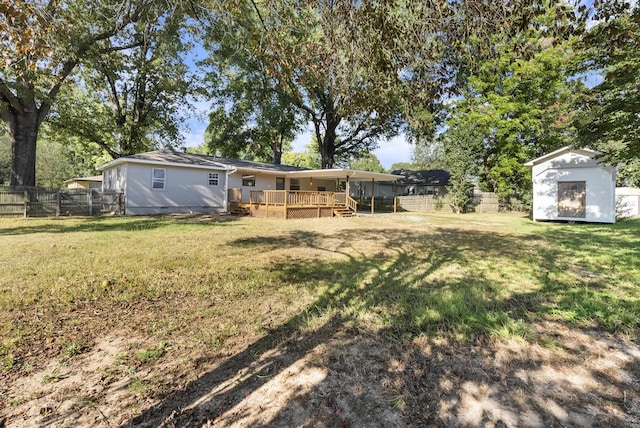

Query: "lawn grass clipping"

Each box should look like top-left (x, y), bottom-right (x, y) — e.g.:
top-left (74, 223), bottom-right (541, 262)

top-left (1, 213), bottom-right (639, 373)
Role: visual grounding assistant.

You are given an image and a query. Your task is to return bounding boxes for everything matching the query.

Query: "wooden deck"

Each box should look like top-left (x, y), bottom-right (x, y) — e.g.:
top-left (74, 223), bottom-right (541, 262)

top-left (229, 190), bottom-right (357, 219)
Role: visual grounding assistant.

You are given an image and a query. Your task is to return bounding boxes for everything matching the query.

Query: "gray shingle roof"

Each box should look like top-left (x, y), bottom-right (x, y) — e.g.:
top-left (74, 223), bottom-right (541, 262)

top-left (123, 150), bottom-right (310, 172)
top-left (390, 169), bottom-right (451, 185)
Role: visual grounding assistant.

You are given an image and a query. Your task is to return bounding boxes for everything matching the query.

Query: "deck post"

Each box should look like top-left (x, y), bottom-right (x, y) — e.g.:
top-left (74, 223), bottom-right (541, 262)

top-left (371, 178), bottom-right (375, 215)
top-left (249, 191), bottom-right (253, 217)
top-left (284, 190), bottom-right (288, 219)
top-left (393, 182), bottom-right (397, 213)
top-left (265, 190), bottom-right (269, 217)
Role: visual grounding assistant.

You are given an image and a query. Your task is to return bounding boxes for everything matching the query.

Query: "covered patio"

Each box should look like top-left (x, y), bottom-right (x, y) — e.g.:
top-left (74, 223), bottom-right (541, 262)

top-left (229, 169), bottom-right (401, 219)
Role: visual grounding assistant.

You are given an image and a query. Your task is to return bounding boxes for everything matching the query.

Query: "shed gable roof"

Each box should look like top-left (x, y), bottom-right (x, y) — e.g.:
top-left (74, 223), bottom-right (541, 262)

top-left (523, 146), bottom-right (600, 167)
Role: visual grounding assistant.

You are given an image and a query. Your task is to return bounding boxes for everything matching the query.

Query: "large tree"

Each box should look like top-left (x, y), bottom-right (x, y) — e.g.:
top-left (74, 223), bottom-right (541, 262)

top-left (0, 0), bottom-right (177, 186)
top-left (435, 3), bottom-right (584, 203)
top-left (47, 10), bottom-right (194, 159)
top-left (573, 4), bottom-right (640, 169)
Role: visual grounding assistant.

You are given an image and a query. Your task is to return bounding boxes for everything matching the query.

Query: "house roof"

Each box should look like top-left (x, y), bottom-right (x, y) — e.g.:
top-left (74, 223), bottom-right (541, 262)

top-left (97, 150), bottom-right (310, 173)
top-left (389, 169), bottom-right (450, 185)
top-left (97, 150), bottom-right (401, 181)
top-left (523, 146), bottom-right (601, 167)
top-left (64, 175), bottom-right (103, 184)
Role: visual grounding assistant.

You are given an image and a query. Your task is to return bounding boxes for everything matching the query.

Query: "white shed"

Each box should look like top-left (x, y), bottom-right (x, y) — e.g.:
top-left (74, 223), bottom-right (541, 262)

top-left (524, 147), bottom-right (616, 224)
top-left (616, 187), bottom-right (640, 218)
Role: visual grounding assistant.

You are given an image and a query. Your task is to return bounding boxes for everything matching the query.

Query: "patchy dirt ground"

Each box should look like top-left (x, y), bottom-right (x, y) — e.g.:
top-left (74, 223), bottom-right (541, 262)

top-left (2, 320), bottom-right (639, 427)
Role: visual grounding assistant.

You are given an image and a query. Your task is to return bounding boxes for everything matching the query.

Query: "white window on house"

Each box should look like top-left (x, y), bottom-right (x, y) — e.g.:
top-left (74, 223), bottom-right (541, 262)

top-left (152, 168), bottom-right (166, 189)
top-left (208, 172), bottom-right (219, 186)
top-left (242, 174), bottom-right (255, 187)
top-left (290, 178), bottom-right (300, 190)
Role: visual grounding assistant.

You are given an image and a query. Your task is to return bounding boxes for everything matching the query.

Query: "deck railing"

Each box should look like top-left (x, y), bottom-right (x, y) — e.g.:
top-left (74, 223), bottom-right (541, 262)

top-left (249, 190), bottom-right (357, 209)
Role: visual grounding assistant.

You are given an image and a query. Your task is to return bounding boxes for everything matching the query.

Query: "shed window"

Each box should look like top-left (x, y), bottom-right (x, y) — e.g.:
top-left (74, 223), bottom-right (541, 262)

top-left (558, 181), bottom-right (586, 218)
top-left (242, 175), bottom-right (255, 187)
top-left (208, 172), bottom-right (219, 186)
top-left (152, 168), bottom-right (166, 190)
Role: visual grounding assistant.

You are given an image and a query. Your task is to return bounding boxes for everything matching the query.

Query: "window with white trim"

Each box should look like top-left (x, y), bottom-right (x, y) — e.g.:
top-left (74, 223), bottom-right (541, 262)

top-left (208, 172), bottom-right (219, 186)
top-left (152, 168), bottom-right (166, 189)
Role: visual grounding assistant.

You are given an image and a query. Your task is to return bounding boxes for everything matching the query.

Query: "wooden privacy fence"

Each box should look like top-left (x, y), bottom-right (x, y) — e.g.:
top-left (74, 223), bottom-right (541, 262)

top-left (397, 192), bottom-right (501, 213)
top-left (0, 188), bottom-right (124, 217)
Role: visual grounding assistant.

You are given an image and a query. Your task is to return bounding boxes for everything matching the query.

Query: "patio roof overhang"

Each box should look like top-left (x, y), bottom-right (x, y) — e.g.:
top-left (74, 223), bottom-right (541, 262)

top-left (286, 169), bottom-right (402, 182)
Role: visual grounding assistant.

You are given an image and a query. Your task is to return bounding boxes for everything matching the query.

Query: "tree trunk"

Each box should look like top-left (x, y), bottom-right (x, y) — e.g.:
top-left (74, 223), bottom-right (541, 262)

top-left (318, 114), bottom-right (339, 169)
top-left (8, 109), bottom-right (40, 187)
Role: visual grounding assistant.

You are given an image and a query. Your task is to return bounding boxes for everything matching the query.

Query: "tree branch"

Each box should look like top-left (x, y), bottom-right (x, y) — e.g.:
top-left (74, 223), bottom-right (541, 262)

top-left (0, 79), bottom-right (24, 114)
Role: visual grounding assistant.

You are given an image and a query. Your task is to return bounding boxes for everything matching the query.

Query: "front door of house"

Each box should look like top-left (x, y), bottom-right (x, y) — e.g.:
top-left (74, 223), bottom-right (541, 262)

top-left (276, 177), bottom-right (285, 190)
top-left (558, 181), bottom-right (586, 218)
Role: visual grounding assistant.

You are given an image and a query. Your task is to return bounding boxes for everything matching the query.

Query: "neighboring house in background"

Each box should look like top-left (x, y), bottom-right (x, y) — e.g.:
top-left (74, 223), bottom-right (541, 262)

top-left (352, 169), bottom-right (451, 200)
top-left (64, 175), bottom-right (103, 190)
top-left (391, 169), bottom-right (451, 196)
top-left (524, 146), bottom-right (616, 223)
top-left (97, 150), bottom-right (400, 217)
top-left (616, 187), bottom-right (640, 218)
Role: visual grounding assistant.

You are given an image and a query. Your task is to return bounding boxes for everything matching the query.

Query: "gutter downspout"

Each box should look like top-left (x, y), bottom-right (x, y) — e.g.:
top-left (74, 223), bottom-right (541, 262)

top-left (224, 167), bottom-right (237, 213)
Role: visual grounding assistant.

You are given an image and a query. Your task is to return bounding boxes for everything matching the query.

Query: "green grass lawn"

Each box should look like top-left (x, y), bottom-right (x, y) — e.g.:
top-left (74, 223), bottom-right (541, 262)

top-left (1, 212), bottom-right (639, 371)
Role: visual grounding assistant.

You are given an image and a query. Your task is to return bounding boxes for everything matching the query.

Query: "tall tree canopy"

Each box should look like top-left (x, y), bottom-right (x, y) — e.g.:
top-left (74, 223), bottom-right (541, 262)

top-left (431, 2), bottom-right (587, 204)
top-left (48, 8), bottom-right (195, 160)
top-left (205, 0), bottom-right (527, 169)
top-left (0, 0), bottom-right (182, 186)
top-left (573, 4), bottom-right (640, 171)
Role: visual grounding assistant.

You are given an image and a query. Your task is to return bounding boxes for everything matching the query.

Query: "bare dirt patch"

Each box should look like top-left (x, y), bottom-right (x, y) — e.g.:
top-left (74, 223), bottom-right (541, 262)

top-left (2, 321), bottom-right (639, 427)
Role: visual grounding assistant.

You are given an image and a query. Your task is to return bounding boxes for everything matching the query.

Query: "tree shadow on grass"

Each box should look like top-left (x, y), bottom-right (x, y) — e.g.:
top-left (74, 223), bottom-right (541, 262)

top-left (0, 213), bottom-right (241, 236)
top-left (35, 221), bottom-right (639, 427)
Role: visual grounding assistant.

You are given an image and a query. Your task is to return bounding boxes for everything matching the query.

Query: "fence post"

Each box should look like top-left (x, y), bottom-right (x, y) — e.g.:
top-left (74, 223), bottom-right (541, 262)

top-left (55, 190), bottom-right (61, 216)
top-left (88, 190), bottom-right (93, 216)
top-left (23, 190), bottom-right (28, 218)
top-left (118, 193), bottom-right (123, 214)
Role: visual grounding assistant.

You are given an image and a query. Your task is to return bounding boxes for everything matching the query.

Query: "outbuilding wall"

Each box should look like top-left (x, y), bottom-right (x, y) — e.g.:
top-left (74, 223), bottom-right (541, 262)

top-left (531, 152), bottom-right (616, 223)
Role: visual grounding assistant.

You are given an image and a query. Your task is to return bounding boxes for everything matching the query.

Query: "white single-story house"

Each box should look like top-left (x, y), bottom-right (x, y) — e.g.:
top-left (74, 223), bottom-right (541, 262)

top-left (616, 187), bottom-right (640, 218)
top-left (524, 146), bottom-right (616, 223)
top-left (97, 150), bottom-right (401, 218)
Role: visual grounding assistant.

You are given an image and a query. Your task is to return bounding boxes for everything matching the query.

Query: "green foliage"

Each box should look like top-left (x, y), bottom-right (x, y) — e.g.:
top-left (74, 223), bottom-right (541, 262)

top-left (48, 8), bottom-right (194, 159)
top-left (410, 140), bottom-right (447, 171)
top-left (439, 121), bottom-right (484, 213)
top-left (573, 6), bottom-right (640, 165)
top-left (349, 153), bottom-right (386, 173)
top-left (281, 141), bottom-right (322, 169)
top-left (135, 342), bottom-right (166, 364)
top-left (202, 25), bottom-right (302, 164)
top-left (435, 7), bottom-right (581, 202)
top-left (388, 162), bottom-right (415, 172)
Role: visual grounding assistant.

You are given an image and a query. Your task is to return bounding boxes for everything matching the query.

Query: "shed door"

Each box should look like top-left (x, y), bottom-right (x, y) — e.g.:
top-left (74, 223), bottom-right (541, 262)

top-left (558, 181), bottom-right (586, 218)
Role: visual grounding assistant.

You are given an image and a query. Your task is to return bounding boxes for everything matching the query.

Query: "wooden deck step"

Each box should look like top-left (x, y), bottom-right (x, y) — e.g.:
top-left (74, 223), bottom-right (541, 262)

top-left (333, 208), bottom-right (355, 218)
top-left (230, 206), bottom-right (250, 216)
